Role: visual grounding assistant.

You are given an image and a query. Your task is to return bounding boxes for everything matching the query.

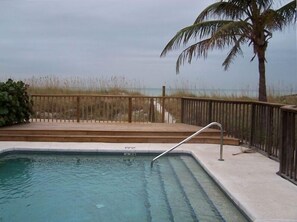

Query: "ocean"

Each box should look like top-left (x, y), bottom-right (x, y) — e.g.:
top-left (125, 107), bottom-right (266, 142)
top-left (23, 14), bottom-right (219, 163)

top-left (129, 87), bottom-right (296, 97)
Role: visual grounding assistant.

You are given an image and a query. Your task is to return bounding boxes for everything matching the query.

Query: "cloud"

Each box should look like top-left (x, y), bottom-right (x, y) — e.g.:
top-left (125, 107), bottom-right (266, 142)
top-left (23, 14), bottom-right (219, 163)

top-left (0, 0), bottom-right (296, 91)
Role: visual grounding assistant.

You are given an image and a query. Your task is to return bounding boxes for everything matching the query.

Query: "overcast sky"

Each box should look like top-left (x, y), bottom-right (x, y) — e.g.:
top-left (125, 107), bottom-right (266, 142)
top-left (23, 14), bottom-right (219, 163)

top-left (0, 0), bottom-right (296, 92)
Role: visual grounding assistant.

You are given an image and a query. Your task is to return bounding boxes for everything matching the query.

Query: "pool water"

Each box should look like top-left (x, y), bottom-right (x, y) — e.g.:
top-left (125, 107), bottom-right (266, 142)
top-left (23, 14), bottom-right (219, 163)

top-left (0, 153), bottom-right (249, 222)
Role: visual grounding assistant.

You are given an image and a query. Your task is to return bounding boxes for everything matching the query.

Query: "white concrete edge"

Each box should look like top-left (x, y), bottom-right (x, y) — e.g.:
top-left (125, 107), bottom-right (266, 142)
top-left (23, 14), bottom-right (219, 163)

top-left (187, 149), bottom-right (255, 221)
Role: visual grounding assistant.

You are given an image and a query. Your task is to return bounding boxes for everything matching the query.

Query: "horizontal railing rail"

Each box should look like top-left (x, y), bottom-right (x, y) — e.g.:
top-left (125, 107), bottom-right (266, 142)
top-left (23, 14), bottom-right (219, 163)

top-left (151, 122), bottom-right (224, 167)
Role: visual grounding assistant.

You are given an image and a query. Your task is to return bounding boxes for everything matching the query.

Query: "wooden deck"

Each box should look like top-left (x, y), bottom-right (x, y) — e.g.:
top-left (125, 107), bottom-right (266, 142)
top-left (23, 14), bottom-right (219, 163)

top-left (0, 122), bottom-right (240, 145)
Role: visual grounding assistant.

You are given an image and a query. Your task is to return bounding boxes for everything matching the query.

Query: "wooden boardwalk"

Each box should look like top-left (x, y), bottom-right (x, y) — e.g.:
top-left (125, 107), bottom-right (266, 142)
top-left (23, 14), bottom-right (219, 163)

top-left (0, 122), bottom-right (239, 145)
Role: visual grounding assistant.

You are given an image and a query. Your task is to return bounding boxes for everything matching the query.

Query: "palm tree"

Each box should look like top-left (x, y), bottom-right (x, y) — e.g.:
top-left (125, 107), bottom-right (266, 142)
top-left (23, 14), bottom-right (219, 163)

top-left (161, 0), bottom-right (296, 101)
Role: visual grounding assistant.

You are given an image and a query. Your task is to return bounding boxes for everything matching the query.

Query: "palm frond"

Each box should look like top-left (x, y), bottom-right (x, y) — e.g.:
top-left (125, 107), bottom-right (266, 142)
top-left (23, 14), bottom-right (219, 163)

top-left (222, 36), bottom-right (245, 70)
top-left (276, 1), bottom-right (296, 24)
top-left (195, 1), bottom-right (247, 23)
top-left (262, 1), bottom-right (296, 31)
top-left (174, 25), bottom-right (249, 73)
top-left (229, 0), bottom-right (272, 11)
top-left (175, 39), bottom-right (211, 73)
top-left (160, 20), bottom-right (233, 57)
top-left (255, 0), bottom-right (273, 11)
top-left (163, 19), bottom-right (251, 72)
top-left (211, 20), bottom-right (252, 40)
top-left (262, 9), bottom-right (285, 31)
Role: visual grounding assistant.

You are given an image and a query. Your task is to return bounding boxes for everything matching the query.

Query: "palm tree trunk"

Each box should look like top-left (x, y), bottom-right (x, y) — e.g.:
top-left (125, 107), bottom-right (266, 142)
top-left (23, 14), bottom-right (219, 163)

top-left (257, 47), bottom-right (267, 102)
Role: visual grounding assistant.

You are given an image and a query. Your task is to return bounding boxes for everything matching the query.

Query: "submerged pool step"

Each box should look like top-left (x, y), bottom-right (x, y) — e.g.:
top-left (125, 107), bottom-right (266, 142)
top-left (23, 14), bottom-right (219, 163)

top-left (158, 159), bottom-right (198, 222)
top-left (143, 163), bottom-right (173, 222)
top-left (180, 156), bottom-right (249, 222)
top-left (168, 157), bottom-right (224, 222)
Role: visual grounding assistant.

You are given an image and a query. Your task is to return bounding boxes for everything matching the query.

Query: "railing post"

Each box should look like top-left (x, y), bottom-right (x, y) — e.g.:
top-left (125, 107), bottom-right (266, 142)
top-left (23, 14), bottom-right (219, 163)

top-left (249, 103), bottom-right (256, 147)
top-left (279, 107), bottom-right (288, 175)
top-left (76, 96), bottom-right (80, 123)
top-left (149, 98), bottom-right (155, 122)
top-left (128, 97), bottom-right (132, 123)
top-left (181, 98), bottom-right (184, 123)
top-left (162, 85), bottom-right (166, 96)
top-left (208, 101), bottom-right (213, 123)
top-left (266, 106), bottom-right (273, 156)
top-left (279, 105), bottom-right (297, 184)
top-left (161, 86), bottom-right (166, 123)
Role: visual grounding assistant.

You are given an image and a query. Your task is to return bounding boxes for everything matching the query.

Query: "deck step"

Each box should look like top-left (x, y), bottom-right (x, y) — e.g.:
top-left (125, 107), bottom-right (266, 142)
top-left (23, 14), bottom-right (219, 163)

top-left (0, 129), bottom-right (221, 137)
top-left (0, 134), bottom-right (239, 145)
top-left (0, 123), bottom-right (240, 145)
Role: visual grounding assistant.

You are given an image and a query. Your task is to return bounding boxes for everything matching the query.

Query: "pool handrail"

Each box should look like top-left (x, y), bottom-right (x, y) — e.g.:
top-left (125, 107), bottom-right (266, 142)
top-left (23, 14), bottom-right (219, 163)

top-left (151, 122), bottom-right (224, 167)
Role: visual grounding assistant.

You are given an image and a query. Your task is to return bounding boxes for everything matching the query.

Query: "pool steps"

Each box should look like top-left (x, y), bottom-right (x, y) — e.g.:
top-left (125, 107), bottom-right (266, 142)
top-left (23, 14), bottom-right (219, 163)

top-left (144, 157), bottom-right (229, 222)
top-left (144, 163), bottom-right (173, 221)
top-left (142, 156), bottom-right (249, 221)
top-left (169, 157), bottom-right (224, 222)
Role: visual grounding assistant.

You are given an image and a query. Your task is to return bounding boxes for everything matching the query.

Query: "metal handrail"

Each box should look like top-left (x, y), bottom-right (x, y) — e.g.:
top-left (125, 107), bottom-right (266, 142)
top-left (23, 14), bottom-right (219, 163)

top-left (151, 122), bottom-right (224, 167)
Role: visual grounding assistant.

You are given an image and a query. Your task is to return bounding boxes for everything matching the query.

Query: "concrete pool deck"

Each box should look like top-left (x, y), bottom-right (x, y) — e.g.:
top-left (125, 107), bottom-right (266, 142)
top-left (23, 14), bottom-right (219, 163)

top-left (0, 142), bottom-right (296, 222)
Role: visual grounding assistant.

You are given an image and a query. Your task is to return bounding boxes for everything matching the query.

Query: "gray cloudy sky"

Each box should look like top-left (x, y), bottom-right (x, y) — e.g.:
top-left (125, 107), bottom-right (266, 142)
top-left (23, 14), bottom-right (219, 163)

top-left (0, 0), bottom-right (296, 91)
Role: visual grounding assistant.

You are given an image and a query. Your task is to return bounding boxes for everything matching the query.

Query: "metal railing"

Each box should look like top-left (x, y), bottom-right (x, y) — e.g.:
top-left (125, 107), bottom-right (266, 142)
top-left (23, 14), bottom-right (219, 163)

top-left (151, 122), bottom-right (224, 167)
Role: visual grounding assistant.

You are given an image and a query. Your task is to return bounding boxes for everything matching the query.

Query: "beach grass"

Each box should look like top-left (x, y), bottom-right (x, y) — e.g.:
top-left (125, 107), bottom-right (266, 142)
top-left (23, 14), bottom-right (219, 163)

top-left (24, 75), bottom-right (144, 96)
top-left (2, 75), bottom-right (296, 105)
top-left (167, 83), bottom-right (297, 105)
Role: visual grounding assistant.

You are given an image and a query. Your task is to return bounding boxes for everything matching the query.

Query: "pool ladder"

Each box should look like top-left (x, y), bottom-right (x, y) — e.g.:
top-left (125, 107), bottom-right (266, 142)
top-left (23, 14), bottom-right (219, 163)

top-left (151, 122), bottom-right (224, 167)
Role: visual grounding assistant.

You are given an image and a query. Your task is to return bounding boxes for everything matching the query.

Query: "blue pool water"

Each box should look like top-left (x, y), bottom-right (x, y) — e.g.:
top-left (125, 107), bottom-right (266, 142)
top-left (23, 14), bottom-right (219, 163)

top-left (0, 153), bottom-right (249, 222)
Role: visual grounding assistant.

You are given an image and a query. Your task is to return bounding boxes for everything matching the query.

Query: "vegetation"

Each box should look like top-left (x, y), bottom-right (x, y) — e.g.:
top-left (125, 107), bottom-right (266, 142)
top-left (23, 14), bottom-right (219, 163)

top-left (3, 75), bottom-right (295, 105)
top-left (24, 75), bottom-right (143, 96)
top-left (167, 83), bottom-right (297, 105)
top-left (0, 79), bottom-right (33, 126)
top-left (161, 0), bottom-right (296, 102)
top-left (271, 94), bottom-right (297, 106)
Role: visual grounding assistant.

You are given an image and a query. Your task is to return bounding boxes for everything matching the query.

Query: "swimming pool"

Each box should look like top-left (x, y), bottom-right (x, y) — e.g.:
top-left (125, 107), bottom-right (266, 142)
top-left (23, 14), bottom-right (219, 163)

top-left (0, 152), bottom-right (249, 222)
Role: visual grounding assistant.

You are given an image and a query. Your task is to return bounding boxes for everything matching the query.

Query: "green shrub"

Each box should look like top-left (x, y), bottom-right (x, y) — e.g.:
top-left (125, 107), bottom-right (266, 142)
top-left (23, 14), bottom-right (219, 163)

top-left (0, 79), bottom-right (33, 126)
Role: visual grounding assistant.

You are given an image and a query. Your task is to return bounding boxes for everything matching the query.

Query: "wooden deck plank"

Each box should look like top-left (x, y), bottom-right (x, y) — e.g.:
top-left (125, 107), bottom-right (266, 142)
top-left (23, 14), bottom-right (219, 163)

top-left (0, 122), bottom-right (207, 132)
top-left (0, 122), bottom-right (239, 145)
